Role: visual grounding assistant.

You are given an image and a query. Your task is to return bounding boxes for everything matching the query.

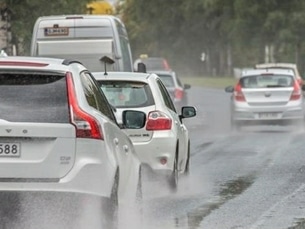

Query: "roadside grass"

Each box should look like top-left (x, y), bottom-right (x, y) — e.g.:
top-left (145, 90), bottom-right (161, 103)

top-left (181, 76), bottom-right (237, 89)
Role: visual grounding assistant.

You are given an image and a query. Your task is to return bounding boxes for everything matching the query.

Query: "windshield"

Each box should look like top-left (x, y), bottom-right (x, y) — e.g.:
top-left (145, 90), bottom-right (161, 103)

top-left (98, 80), bottom-right (154, 108)
top-left (241, 74), bottom-right (294, 88)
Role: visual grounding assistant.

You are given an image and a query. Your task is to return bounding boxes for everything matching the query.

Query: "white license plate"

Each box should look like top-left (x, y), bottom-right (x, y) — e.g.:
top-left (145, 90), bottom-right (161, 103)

top-left (0, 143), bottom-right (21, 157)
top-left (258, 112), bottom-right (279, 119)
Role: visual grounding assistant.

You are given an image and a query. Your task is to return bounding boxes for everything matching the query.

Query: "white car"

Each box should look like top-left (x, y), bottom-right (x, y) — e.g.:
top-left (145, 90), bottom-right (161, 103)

top-left (225, 68), bottom-right (305, 130)
top-left (93, 71), bottom-right (196, 191)
top-left (0, 56), bottom-right (141, 227)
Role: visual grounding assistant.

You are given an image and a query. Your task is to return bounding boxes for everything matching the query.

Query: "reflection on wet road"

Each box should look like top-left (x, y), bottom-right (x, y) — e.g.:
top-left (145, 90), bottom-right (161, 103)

top-left (135, 87), bottom-right (305, 229)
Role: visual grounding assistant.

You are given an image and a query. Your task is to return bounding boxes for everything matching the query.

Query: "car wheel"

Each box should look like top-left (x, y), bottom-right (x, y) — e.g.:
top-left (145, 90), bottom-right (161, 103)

top-left (136, 166), bottom-right (143, 203)
top-left (231, 119), bottom-right (241, 131)
top-left (168, 145), bottom-right (179, 192)
top-left (184, 140), bottom-right (190, 176)
top-left (105, 169), bottom-right (119, 229)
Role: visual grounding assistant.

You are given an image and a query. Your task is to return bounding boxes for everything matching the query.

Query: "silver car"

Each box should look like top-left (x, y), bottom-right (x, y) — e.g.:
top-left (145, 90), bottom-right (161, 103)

top-left (93, 71), bottom-right (196, 191)
top-left (225, 68), bottom-right (305, 130)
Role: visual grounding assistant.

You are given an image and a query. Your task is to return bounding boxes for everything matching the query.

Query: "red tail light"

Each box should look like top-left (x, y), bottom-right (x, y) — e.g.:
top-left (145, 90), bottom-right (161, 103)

top-left (146, 111), bottom-right (172, 130)
top-left (297, 78), bottom-right (303, 86)
top-left (66, 72), bottom-right (103, 140)
top-left (234, 82), bottom-right (246, 102)
top-left (163, 59), bottom-right (170, 70)
top-left (174, 88), bottom-right (184, 100)
top-left (290, 81), bottom-right (301, 101)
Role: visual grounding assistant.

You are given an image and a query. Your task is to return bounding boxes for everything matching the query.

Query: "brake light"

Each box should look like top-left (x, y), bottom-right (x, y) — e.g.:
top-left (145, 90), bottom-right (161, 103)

top-left (163, 59), bottom-right (170, 70)
top-left (290, 81), bottom-right (301, 101)
top-left (174, 88), bottom-right (184, 100)
top-left (146, 111), bottom-right (172, 130)
top-left (66, 72), bottom-right (103, 140)
top-left (297, 78), bottom-right (303, 86)
top-left (234, 82), bottom-right (246, 102)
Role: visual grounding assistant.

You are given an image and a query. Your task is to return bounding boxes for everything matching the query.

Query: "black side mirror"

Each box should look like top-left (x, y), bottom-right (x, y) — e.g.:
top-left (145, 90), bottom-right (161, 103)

top-left (137, 63), bottom-right (147, 73)
top-left (184, 84), bottom-right (191, 90)
top-left (179, 106), bottom-right (196, 121)
top-left (225, 86), bottom-right (234, 93)
top-left (122, 110), bottom-right (146, 129)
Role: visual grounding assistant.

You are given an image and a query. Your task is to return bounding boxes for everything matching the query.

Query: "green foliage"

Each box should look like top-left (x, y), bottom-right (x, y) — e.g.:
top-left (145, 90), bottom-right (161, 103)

top-left (122, 0), bottom-right (305, 76)
top-left (2, 0), bottom-right (88, 54)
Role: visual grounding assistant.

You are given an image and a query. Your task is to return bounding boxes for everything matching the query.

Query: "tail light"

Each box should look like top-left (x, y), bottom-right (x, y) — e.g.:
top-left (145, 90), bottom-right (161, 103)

top-left (163, 59), bottom-right (170, 70)
top-left (66, 72), bottom-right (104, 140)
top-left (146, 111), bottom-right (172, 130)
top-left (234, 82), bottom-right (246, 102)
top-left (174, 88), bottom-right (184, 100)
top-left (290, 80), bottom-right (301, 101)
top-left (297, 78), bottom-right (303, 86)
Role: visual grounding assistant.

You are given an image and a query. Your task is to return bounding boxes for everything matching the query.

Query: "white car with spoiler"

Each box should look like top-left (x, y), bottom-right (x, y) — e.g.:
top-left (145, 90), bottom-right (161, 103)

top-left (92, 71), bottom-right (197, 191)
top-left (0, 56), bottom-right (141, 228)
top-left (225, 68), bottom-right (305, 130)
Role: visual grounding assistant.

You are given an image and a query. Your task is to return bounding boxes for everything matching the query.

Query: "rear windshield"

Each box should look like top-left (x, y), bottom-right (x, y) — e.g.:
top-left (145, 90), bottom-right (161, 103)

top-left (98, 80), bottom-right (154, 108)
top-left (0, 71), bottom-right (69, 123)
top-left (142, 58), bottom-right (167, 71)
top-left (156, 74), bottom-right (175, 87)
top-left (240, 74), bottom-right (294, 88)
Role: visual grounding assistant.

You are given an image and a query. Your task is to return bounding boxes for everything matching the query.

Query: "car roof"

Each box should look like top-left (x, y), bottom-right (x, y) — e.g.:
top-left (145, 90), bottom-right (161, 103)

top-left (36, 14), bottom-right (119, 20)
top-left (92, 71), bottom-right (157, 83)
top-left (0, 56), bottom-right (78, 72)
top-left (147, 70), bottom-right (175, 75)
top-left (241, 68), bottom-right (295, 77)
top-left (255, 63), bottom-right (297, 69)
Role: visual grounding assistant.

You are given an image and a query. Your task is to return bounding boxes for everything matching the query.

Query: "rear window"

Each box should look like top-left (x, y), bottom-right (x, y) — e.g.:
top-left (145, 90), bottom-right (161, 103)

top-left (98, 80), bottom-right (154, 108)
top-left (0, 71), bottom-right (69, 123)
top-left (141, 58), bottom-right (169, 71)
top-left (156, 74), bottom-right (175, 87)
top-left (240, 74), bottom-right (294, 88)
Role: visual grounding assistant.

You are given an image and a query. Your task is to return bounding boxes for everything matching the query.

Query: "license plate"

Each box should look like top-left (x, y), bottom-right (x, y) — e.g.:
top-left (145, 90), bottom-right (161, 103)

top-left (44, 27), bottom-right (69, 36)
top-left (0, 143), bottom-right (21, 157)
top-left (258, 112), bottom-right (279, 119)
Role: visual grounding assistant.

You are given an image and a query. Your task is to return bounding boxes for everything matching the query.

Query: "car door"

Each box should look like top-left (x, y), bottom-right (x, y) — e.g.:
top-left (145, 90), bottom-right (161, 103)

top-left (79, 71), bottom-right (139, 197)
top-left (155, 78), bottom-right (189, 171)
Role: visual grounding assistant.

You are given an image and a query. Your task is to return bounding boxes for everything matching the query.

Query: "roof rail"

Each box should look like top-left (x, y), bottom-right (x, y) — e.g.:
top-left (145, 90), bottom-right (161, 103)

top-left (62, 59), bottom-right (83, 66)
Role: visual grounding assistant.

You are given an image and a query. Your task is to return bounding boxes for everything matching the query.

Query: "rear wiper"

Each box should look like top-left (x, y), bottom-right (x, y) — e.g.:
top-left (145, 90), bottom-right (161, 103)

top-left (266, 85), bottom-right (286, 88)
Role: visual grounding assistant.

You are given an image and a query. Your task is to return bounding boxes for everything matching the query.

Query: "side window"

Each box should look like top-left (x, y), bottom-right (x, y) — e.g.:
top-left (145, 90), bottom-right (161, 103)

top-left (80, 71), bottom-right (116, 122)
top-left (156, 79), bottom-right (176, 112)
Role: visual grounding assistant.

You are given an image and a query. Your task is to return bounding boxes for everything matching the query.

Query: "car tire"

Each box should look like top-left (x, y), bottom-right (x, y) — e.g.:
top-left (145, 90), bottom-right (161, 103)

top-left (168, 144), bottom-right (179, 192)
top-left (231, 119), bottom-right (241, 131)
top-left (105, 169), bottom-right (119, 229)
top-left (184, 140), bottom-right (191, 176)
top-left (136, 166), bottom-right (143, 203)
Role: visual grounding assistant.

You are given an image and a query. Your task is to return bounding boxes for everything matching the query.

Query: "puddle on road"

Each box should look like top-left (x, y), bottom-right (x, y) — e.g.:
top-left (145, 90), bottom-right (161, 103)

top-left (185, 175), bottom-right (255, 229)
top-left (288, 218), bottom-right (305, 229)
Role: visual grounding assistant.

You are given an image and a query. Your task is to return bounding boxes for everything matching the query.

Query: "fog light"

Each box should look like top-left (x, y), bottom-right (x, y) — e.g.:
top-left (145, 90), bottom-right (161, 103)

top-left (160, 157), bottom-right (167, 165)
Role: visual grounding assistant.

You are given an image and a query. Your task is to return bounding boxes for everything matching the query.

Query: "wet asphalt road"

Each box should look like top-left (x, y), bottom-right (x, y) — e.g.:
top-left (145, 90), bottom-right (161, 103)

top-left (135, 86), bottom-right (305, 229)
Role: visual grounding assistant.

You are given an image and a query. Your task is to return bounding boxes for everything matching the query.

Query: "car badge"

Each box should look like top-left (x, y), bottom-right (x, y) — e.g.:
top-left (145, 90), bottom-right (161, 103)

top-left (264, 92), bottom-right (271, 97)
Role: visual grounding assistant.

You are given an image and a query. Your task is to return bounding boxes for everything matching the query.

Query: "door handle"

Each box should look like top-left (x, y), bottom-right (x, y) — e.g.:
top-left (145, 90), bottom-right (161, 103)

top-left (123, 145), bottom-right (129, 154)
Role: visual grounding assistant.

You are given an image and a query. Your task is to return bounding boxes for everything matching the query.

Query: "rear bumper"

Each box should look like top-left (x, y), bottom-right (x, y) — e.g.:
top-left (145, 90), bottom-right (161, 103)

top-left (133, 134), bottom-right (177, 173)
top-left (0, 139), bottom-right (117, 198)
top-left (232, 103), bottom-right (305, 122)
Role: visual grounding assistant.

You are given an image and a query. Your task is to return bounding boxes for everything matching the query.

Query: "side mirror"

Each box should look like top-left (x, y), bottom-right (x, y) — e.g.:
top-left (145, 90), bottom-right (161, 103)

top-left (137, 63), bottom-right (146, 73)
top-left (184, 84), bottom-right (191, 90)
top-left (122, 110), bottom-right (146, 129)
top-left (225, 85), bottom-right (234, 93)
top-left (179, 106), bottom-right (196, 120)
